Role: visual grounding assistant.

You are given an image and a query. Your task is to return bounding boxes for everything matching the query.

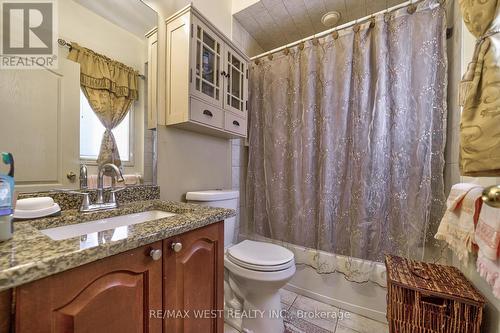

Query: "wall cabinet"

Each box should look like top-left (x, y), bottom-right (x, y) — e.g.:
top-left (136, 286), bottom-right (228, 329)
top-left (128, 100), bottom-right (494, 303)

top-left (148, 5), bottom-right (249, 138)
top-left (15, 222), bottom-right (223, 333)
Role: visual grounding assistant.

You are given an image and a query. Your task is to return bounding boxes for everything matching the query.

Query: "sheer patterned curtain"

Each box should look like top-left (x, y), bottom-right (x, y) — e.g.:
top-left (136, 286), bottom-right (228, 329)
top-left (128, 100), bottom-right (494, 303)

top-left (246, 0), bottom-right (447, 282)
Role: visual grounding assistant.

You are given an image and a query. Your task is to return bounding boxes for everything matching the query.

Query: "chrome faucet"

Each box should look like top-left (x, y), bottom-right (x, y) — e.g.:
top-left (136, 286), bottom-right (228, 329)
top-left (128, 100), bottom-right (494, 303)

top-left (96, 163), bottom-right (124, 204)
top-left (58, 163), bottom-right (126, 213)
top-left (79, 164), bottom-right (88, 190)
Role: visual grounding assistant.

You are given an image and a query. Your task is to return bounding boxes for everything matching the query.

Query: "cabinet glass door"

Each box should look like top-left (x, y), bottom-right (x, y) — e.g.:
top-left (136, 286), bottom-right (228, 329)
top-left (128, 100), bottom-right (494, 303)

top-left (224, 48), bottom-right (247, 115)
top-left (192, 19), bottom-right (223, 107)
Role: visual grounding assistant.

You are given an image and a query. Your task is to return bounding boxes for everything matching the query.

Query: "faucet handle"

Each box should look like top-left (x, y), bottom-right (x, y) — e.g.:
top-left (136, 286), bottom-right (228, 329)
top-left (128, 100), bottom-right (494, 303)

top-left (79, 192), bottom-right (91, 211)
top-left (54, 189), bottom-right (86, 195)
top-left (54, 189), bottom-right (91, 211)
top-left (110, 186), bottom-right (127, 194)
top-left (109, 186), bottom-right (126, 205)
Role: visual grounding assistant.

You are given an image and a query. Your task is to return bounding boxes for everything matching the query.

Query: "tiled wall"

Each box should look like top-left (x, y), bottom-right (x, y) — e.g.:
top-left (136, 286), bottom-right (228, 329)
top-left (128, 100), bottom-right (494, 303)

top-left (230, 18), bottom-right (263, 241)
top-left (143, 63), bottom-right (155, 185)
top-left (231, 139), bottom-right (248, 241)
top-left (143, 129), bottom-right (155, 184)
top-left (443, 0), bottom-right (462, 195)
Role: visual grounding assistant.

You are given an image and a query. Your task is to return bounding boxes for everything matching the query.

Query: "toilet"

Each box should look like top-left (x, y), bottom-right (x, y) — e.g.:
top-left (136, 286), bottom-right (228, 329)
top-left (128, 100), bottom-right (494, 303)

top-left (186, 190), bottom-right (296, 333)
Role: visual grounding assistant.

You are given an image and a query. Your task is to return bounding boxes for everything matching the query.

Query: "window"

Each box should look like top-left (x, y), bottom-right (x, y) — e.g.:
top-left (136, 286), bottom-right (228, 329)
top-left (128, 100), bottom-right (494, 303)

top-left (79, 91), bottom-right (132, 162)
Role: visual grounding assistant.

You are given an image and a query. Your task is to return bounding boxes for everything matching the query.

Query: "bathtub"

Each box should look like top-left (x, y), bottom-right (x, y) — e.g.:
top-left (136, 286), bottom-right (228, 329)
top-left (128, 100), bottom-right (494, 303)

top-left (240, 234), bottom-right (388, 323)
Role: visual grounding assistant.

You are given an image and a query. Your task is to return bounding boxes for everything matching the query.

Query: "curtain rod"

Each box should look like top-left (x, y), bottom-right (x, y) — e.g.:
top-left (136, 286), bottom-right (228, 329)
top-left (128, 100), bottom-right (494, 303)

top-left (250, 0), bottom-right (445, 61)
top-left (57, 38), bottom-right (146, 80)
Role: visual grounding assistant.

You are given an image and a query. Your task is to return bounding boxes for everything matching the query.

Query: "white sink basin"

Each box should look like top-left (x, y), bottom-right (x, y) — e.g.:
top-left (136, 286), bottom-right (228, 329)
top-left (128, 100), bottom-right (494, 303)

top-left (41, 210), bottom-right (176, 241)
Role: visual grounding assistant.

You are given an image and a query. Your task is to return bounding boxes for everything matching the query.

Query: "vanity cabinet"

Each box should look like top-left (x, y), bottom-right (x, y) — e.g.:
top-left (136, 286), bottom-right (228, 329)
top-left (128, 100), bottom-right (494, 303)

top-left (15, 242), bottom-right (163, 333)
top-left (149, 5), bottom-right (249, 138)
top-left (164, 222), bottom-right (224, 333)
top-left (14, 222), bottom-right (224, 333)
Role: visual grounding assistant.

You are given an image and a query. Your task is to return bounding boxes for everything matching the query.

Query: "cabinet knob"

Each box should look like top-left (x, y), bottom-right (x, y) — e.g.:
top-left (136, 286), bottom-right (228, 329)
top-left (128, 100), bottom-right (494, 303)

top-left (66, 171), bottom-right (76, 181)
top-left (171, 242), bottom-right (183, 253)
top-left (149, 249), bottom-right (162, 261)
top-left (203, 110), bottom-right (213, 117)
top-left (232, 120), bottom-right (240, 126)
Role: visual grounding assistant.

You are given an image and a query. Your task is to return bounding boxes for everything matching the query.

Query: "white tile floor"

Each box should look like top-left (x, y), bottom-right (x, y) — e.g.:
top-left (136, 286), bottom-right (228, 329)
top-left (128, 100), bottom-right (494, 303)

top-left (224, 289), bottom-right (389, 333)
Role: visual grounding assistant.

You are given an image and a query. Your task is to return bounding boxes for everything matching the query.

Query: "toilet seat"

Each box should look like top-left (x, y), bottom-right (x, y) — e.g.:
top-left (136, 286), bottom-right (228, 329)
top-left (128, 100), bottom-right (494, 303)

top-left (227, 240), bottom-right (294, 272)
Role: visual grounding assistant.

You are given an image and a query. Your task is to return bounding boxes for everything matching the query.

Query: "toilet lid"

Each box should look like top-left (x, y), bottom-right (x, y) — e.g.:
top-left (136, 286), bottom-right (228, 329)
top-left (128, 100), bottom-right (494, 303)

top-left (227, 240), bottom-right (294, 271)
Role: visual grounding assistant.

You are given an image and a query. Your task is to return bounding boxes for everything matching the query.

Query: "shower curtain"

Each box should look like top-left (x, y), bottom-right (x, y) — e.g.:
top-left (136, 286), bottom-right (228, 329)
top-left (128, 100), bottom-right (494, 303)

top-left (247, 0), bottom-right (447, 283)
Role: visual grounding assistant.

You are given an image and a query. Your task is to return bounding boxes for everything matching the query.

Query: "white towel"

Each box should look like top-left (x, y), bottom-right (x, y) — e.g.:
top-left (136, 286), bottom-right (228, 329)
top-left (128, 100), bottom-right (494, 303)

top-left (435, 183), bottom-right (483, 262)
top-left (474, 191), bottom-right (500, 300)
top-left (475, 203), bottom-right (500, 261)
top-left (446, 183), bottom-right (481, 211)
top-left (477, 252), bottom-right (500, 299)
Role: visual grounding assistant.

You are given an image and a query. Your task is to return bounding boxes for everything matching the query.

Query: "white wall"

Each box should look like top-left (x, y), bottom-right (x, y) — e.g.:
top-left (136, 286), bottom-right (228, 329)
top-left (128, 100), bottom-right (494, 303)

top-left (155, 0), bottom-right (235, 202)
top-left (232, 18), bottom-right (264, 57)
top-left (194, 0), bottom-right (233, 36)
top-left (153, 0), bottom-right (259, 202)
top-left (232, 0), bottom-right (259, 14)
top-left (59, 0), bottom-right (148, 177)
top-left (143, 0), bottom-right (233, 37)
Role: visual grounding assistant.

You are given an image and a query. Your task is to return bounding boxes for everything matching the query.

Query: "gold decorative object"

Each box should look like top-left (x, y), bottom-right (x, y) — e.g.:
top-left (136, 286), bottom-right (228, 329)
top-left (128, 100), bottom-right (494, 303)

top-left (482, 185), bottom-right (500, 208)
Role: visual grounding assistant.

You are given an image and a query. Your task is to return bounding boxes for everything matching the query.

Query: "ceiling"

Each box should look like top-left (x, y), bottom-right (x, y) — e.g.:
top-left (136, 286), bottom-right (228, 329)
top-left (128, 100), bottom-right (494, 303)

top-left (234, 0), bottom-right (407, 52)
top-left (75, 0), bottom-right (157, 38)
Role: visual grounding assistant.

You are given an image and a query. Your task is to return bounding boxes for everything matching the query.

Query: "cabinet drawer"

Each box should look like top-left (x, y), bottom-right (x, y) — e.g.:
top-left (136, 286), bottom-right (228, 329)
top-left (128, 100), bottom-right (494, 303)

top-left (224, 113), bottom-right (247, 137)
top-left (190, 98), bottom-right (224, 129)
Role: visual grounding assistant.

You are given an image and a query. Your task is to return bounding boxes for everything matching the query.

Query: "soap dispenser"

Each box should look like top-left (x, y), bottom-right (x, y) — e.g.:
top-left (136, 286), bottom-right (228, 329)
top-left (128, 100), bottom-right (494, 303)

top-left (0, 152), bottom-right (14, 241)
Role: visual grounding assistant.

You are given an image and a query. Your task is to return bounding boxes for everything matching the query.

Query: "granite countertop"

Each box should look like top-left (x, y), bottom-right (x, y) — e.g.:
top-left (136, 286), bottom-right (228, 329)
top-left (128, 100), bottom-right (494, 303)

top-left (0, 200), bottom-right (235, 291)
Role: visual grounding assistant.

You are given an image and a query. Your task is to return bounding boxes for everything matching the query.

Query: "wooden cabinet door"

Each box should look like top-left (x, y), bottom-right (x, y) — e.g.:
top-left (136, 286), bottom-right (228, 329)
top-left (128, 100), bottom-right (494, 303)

top-left (15, 242), bottom-right (163, 333)
top-left (163, 222), bottom-right (224, 333)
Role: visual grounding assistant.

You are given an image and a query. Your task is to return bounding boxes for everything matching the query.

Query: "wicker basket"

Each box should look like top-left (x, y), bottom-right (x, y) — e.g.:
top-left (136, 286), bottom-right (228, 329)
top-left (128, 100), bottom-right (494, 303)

top-left (385, 255), bottom-right (485, 333)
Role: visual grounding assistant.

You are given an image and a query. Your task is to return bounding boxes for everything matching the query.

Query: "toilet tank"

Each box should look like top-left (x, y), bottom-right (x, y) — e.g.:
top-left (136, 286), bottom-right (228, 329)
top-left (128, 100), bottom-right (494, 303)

top-left (186, 190), bottom-right (239, 247)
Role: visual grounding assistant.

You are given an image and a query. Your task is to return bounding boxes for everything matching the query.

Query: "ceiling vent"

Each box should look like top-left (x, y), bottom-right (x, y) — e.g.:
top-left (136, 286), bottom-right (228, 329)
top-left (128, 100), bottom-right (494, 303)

top-left (321, 11), bottom-right (341, 27)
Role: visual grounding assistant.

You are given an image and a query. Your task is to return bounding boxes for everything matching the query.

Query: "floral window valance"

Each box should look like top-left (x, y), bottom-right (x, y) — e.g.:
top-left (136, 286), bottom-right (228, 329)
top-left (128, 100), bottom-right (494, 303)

top-left (68, 42), bottom-right (139, 100)
top-left (67, 42), bottom-right (139, 168)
